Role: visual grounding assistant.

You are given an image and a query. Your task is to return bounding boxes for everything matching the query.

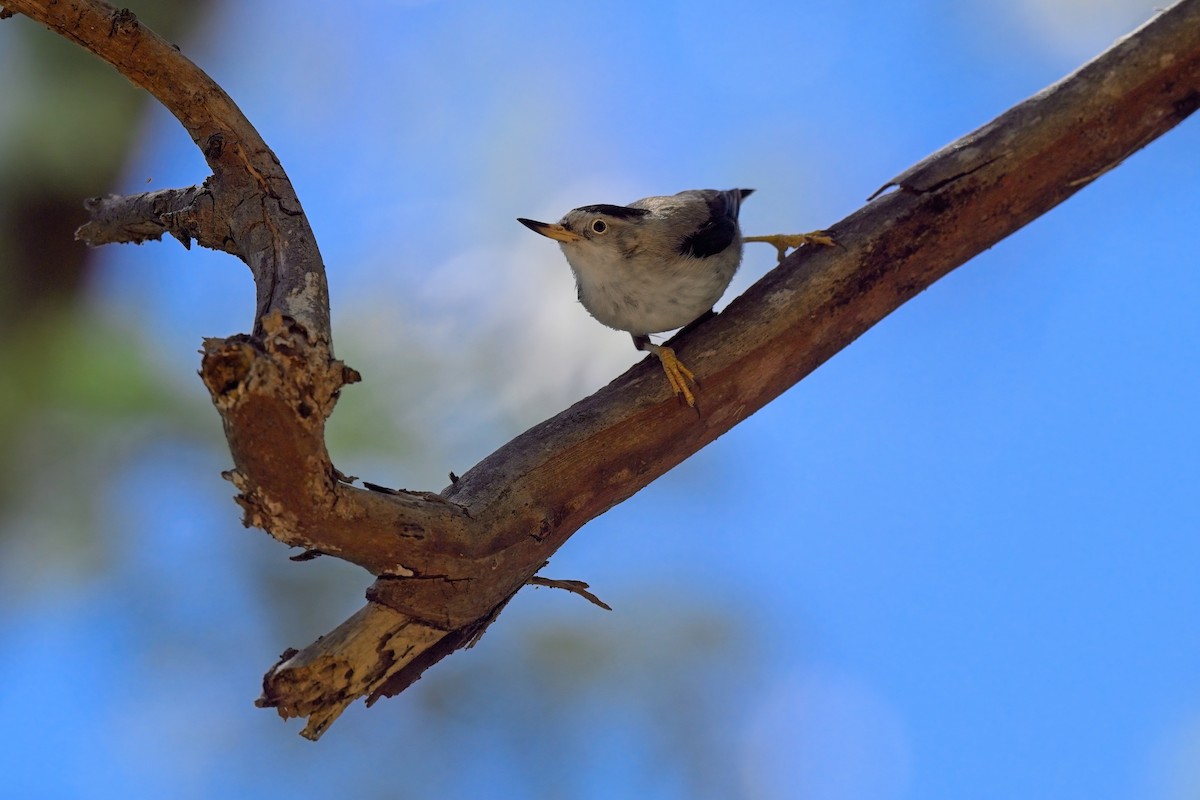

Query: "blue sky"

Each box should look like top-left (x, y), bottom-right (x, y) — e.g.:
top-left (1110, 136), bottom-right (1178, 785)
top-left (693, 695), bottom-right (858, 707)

top-left (2, 1), bottom-right (1198, 798)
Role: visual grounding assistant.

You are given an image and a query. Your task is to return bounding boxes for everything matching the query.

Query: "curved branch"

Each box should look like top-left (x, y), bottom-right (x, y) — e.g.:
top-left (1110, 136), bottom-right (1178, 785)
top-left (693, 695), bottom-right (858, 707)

top-left (5, 0), bottom-right (330, 339)
top-left (343, 0), bottom-right (1200, 724)
top-left (10, 0), bottom-right (1200, 740)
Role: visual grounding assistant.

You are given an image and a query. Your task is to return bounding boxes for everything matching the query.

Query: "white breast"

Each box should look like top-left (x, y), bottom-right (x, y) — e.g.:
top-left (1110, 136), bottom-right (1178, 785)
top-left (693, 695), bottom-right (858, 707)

top-left (565, 243), bottom-right (742, 336)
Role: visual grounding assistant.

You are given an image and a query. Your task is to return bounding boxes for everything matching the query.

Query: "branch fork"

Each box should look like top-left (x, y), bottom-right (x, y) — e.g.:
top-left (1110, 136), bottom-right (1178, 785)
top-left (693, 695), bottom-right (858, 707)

top-left (8, 0), bottom-right (1199, 739)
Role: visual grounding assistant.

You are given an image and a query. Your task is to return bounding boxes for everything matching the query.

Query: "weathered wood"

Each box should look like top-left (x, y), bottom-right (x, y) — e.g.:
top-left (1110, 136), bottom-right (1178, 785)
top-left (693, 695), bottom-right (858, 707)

top-left (8, 0), bottom-right (1198, 738)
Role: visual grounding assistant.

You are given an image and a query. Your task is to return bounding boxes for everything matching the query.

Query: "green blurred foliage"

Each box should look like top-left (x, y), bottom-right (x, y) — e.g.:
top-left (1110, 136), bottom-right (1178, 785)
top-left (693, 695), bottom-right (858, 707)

top-left (0, 2), bottom-right (219, 554)
top-left (0, 306), bottom-right (206, 582)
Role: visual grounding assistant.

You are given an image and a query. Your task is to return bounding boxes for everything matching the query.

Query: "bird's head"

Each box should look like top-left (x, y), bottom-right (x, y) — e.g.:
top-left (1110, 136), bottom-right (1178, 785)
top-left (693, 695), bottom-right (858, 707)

top-left (517, 203), bottom-right (652, 257)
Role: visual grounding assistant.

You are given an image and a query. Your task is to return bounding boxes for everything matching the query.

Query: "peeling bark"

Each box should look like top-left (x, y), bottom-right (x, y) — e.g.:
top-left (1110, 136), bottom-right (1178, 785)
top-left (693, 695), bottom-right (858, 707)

top-left (6, 0), bottom-right (1198, 739)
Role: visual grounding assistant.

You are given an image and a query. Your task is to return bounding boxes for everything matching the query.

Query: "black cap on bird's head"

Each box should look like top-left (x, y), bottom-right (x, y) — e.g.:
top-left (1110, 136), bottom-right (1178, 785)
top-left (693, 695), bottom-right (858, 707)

top-left (518, 203), bottom-right (654, 244)
top-left (518, 189), bottom-right (753, 249)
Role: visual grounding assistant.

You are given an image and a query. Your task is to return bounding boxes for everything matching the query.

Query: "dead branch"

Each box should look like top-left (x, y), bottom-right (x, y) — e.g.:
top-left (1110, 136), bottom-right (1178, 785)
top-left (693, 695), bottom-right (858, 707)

top-left (77, 185), bottom-right (233, 251)
top-left (6, 0), bottom-right (1198, 739)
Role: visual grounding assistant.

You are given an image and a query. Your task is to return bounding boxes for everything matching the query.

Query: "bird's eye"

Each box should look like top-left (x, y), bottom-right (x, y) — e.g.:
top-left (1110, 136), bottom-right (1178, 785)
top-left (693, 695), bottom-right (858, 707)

top-left (591, 219), bottom-right (608, 234)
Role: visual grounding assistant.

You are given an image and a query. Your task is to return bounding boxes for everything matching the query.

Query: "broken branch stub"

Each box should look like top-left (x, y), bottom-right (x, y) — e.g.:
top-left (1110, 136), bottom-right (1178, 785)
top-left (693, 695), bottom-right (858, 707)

top-left (9, 0), bottom-right (1200, 739)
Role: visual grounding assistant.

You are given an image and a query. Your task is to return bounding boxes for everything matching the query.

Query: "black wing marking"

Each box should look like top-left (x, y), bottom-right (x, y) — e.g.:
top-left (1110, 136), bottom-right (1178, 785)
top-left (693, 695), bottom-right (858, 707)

top-left (677, 188), bottom-right (753, 259)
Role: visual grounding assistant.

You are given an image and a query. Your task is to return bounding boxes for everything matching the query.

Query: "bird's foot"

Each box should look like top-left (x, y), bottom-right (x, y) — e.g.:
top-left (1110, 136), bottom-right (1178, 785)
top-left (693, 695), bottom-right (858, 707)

top-left (744, 231), bottom-right (837, 263)
top-left (642, 343), bottom-right (697, 408)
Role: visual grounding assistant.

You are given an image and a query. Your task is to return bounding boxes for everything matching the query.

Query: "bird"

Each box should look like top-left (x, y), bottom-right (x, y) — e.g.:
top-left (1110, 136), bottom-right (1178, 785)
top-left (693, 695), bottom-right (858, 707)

top-left (518, 188), bottom-right (832, 408)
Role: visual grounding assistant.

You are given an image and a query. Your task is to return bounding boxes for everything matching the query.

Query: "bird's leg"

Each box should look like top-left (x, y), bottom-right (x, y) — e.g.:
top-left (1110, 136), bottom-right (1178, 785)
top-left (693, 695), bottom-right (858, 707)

top-left (744, 231), bottom-right (837, 263)
top-left (633, 334), bottom-right (697, 408)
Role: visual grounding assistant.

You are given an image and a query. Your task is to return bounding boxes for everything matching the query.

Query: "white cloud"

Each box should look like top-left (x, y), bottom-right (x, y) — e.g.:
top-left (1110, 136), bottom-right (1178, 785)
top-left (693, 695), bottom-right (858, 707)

top-left (1009, 0), bottom-right (1161, 61)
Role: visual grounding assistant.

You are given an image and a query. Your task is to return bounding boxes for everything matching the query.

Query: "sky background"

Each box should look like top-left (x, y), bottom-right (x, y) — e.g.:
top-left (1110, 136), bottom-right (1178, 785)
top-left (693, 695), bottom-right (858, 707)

top-left (1, 0), bottom-right (1198, 798)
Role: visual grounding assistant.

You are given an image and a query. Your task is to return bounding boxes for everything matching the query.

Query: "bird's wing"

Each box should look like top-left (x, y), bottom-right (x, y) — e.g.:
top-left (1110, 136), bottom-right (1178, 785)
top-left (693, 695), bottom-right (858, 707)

top-left (676, 188), bottom-right (750, 259)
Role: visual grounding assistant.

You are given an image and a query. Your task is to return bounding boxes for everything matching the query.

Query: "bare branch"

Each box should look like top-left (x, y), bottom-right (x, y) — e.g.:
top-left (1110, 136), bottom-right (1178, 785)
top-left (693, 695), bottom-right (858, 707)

top-left (334, 0), bottom-right (1200, 724)
top-left (5, 0), bottom-right (330, 338)
top-left (9, 0), bottom-right (1199, 739)
top-left (528, 577), bottom-right (614, 611)
top-left (200, 313), bottom-right (475, 577)
top-left (77, 185), bottom-right (234, 251)
top-left (254, 603), bottom-right (448, 740)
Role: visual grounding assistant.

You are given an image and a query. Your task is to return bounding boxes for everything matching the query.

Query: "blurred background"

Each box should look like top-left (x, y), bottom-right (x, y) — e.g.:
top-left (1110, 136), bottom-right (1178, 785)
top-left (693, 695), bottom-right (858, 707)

top-left (1, 0), bottom-right (1198, 797)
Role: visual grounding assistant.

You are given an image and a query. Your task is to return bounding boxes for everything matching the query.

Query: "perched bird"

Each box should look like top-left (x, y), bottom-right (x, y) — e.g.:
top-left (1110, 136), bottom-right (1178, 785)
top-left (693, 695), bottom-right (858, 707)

top-left (518, 188), bottom-right (832, 407)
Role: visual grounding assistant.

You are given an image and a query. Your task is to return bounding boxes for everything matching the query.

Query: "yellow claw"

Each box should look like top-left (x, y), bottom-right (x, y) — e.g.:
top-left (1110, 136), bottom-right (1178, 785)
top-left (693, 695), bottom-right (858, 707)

top-left (744, 231), bottom-right (837, 263)
top-left (643, 343), bottom-right (697, 407)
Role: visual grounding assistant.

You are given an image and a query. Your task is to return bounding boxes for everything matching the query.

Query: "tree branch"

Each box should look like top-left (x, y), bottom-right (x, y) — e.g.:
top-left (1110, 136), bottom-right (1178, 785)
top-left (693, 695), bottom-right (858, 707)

top-left (3, 0), bottom-right (330, 338)
top-left (77, 185), bottom-right (233, 251)
top-left (8, 0), bottom-right (1199, 739)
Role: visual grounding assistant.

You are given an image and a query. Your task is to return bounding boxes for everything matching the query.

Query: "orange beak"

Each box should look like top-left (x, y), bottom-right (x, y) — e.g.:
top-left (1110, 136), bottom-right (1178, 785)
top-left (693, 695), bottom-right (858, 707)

top-left (517, 217), bottom-right (583, 243)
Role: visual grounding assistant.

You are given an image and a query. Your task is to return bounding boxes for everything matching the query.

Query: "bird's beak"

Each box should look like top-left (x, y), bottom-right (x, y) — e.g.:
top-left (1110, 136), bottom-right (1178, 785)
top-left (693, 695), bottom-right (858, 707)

top-left (517, 217), bottom-right (583, 243)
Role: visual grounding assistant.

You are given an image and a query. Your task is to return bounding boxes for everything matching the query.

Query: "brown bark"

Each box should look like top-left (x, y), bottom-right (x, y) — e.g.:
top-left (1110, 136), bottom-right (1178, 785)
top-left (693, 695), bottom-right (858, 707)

top-left (5, 0), bottom-right (1198, 739)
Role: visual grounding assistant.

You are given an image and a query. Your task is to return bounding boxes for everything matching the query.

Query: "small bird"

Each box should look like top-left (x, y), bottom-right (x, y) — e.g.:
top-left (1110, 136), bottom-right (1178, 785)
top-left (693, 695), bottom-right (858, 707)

top-left (518, 188), bottom-right (832, 407)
